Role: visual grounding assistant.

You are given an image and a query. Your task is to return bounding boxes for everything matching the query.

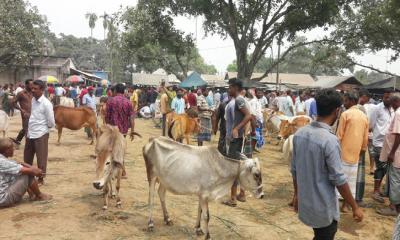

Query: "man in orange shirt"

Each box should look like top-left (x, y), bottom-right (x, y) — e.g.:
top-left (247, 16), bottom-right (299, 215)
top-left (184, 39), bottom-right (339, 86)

top-left (336, 92), bottom-right (369, 211)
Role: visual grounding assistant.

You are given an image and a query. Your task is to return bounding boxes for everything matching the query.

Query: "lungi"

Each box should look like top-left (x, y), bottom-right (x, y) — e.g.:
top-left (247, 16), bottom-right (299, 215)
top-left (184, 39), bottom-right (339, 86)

top-left (355, 152), bottom-right (366, 202)
top-left (255, 120), bottom-right (264, 149)
top-left (0, 175), bottom-right (33, 207)
top-left (337, 162), bottom-right (358, 199)
top-left (386, 164), bottom-right (400, 205)
top-left (197, 117), bottom-right (211, 142)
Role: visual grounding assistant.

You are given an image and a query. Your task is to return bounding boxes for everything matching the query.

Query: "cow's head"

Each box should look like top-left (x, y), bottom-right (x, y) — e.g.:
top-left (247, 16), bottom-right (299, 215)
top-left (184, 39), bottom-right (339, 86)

top-left (93, 125), bottom-right (125, 190)
top-left (239, 158), bottom-right (264, 199)
top-left (278, 120), bottom-right (293, 140)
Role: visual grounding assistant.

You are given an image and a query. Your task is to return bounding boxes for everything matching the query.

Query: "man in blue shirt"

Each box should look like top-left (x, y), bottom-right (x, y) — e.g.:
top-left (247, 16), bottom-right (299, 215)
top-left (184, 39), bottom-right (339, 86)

top-left (171, 89), bottom-right (185, 114)
top-left (291, 89), bottom-right (363, 240)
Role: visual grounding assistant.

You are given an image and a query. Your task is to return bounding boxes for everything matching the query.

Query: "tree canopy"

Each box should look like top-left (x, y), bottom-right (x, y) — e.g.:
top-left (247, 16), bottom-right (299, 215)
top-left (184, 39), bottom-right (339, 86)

top-left (147, 0), bottom-right (357, 81)
top-left (0, 0), bottom-right (49, 69)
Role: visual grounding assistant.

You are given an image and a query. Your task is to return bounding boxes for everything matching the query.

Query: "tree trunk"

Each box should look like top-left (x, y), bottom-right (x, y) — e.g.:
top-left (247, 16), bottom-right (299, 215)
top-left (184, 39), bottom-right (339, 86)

top-left (235, 45), bottom-right (251, 81)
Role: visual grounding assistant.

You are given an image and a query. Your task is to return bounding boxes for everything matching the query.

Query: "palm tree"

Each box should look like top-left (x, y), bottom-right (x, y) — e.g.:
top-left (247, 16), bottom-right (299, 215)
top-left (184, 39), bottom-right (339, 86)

top-left (85, 12), bottom-right (97, 39)
top-left (100, 12), bottom-right (108, 40)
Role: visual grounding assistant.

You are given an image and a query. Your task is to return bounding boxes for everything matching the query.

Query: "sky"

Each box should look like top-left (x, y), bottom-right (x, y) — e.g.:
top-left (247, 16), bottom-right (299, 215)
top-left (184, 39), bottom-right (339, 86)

top-left (29, 0), bottom-right (400, 75)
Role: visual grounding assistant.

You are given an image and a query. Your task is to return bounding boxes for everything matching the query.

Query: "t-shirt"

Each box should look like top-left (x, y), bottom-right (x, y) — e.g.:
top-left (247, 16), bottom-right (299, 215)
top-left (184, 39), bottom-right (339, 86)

top-left (197, 95), bottom-right (212, 118)
top-left (187, 93), bottom-right (197, 107)
top-left (226, 96), bottom-right (247, 140)
top-left (171, 97), bottom-right (185, 114)
top-left (380, 108), bottom-right (400, 168)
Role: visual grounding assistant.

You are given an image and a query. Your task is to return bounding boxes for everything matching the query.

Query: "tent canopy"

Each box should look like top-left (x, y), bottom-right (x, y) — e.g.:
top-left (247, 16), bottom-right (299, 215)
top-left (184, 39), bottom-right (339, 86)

top-left (179, 71), bottom-right (207, 88)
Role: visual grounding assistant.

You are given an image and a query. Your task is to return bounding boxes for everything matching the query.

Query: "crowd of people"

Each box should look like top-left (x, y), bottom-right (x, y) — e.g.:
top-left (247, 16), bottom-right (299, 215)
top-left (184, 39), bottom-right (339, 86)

top-left (2, 76), bottom-right (400, 239)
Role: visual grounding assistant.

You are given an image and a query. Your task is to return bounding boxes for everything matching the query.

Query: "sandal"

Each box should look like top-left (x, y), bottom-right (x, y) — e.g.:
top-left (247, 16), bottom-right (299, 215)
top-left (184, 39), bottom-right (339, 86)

top-left (376, 207), bottom-right (398, 216)
top-left (222, 200), bottom-right (237, 207)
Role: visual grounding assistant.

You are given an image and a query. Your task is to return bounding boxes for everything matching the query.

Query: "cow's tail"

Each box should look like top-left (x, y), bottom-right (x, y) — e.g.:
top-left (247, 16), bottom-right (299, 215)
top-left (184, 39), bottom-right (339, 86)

top-left (142, 142), bottom-right (154, 184)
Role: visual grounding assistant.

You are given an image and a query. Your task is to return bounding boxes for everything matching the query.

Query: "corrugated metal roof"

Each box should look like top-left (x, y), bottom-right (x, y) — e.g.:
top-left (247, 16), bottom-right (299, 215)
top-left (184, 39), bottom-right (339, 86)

top-left (225, 72), bottom-right (316, 87)
top-left (364, 76), bottom-right (400, 90)
top-left (132, 73), bottom-right (180, 86)
top-left (313, 76), bottom-right (363, 88)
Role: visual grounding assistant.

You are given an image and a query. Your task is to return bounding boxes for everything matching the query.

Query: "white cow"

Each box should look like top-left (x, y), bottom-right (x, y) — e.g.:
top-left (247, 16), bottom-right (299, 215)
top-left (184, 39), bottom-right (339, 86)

top-left (0, 110), bottom-right (9, 137)
top-left (142, 137), bottom-right (264, 240)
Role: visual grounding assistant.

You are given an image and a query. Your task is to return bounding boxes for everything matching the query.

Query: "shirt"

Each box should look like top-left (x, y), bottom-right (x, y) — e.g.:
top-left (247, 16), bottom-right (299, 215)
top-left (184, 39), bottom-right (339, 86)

top-left (55, 87), bottom-right (65, 96)
top-left (160, 93), bottom-right (170, 114)
top-left (380, 108), bottom-right (400, 168)
top-left (0, 154), bottom-right (22, 204)
top-left (247, 97), bottom-right (263, 123)
top-left (130, 91), bottom-right (139, 112)
top-left (277, 96), bottom-right (293, 116)
top-left (214, 92), bottom-right (221, 108)
top-left (295, 98), bottom-right (306, 114)
top-left (257, 96), bottom-right (268, 109)
top-left (291, 121), bottom-right (347, 228)
top-left (370, 103), bottom-right (393, 147)
top-left (336, 106), bottom-right (369, 164)
top-left (226, 96), bottom-right (247, 141)
top-left (82, 93), bottom-right (97, 112)
top-left (305, 98), bottom-right (314, 115)
top-left (187, 93), bottom-right (197, 107)
top-left (171, 97), bottom-right (185, 114)
top-left (106, 94), bottom-right (135, 134)
top-left (197, 95), bottom-right (212, 118)
top-left (28, 95), bottom-right (55, 139)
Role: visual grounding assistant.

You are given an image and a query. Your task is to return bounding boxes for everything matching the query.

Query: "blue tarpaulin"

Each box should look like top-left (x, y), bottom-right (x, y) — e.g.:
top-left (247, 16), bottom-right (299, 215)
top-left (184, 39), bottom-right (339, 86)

top-left (179, 71), bottom-right (207, 88)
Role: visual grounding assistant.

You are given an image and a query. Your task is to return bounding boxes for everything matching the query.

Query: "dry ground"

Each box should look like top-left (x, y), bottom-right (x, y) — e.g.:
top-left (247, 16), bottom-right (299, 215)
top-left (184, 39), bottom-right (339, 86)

top-left (0, 115), bottom-right (396, 240)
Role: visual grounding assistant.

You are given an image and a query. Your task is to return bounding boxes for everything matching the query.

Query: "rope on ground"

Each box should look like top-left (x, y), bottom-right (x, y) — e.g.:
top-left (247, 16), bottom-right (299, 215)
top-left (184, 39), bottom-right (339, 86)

top-left (213, 215), bottom-right (243, 238)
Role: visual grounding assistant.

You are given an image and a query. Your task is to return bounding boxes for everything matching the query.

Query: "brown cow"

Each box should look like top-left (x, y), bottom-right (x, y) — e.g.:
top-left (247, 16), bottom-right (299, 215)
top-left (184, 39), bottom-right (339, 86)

top-left (278, 115), bottom-right (312, 140)
top-left (54, 106), bottom-right (97, 144)
top-left (168, 113), bottom-right (200, 144)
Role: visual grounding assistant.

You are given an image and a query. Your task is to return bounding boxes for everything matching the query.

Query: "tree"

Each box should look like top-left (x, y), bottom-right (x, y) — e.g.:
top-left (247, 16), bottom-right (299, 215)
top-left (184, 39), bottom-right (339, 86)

top-left (226, 38), bottom-right (353, 76)
top-left (333, 0), bottom-right (400, 76)
top-left (120, 3), bottom-right (215, 79)
top-left (149, 0), bottom-right (355, 81)
top-left (354, 69), bottom-right (389, 85)
top-left (0, 0), bottom-right (48, 69)
top-left (85, 12), bottom-right (98, 39)
top-left (100, 12), bottom-right (108, 40)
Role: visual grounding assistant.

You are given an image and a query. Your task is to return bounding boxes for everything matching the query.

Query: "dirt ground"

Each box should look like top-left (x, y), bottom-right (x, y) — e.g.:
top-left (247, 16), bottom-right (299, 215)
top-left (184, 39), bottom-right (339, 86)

top-left (0, 115), bottom-right (396, 240)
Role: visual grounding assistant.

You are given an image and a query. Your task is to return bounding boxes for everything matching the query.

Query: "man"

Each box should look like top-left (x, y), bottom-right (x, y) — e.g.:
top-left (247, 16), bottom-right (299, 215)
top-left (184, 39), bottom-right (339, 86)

top-left (69, 84), bottom-right (78, 107)
top-left (95, 84), bottom-right (103, 97)
top-left (24, 80), bottom-right (55, 185)
top-left (171, 89), bottom-right (186, 115)
top-left (187, 89), bottom-right (197, 109)
top-left (11, 79), bottom-right (33, 145)
top-left (82, 86), bottom-right (97, 112)
top-left (14, 83), bottom-right (24, 96)
top-left (54, 84), bottom-right (65, 105)
top-left (256, 89), bottom-right (268, 109)
top-left (305, 91), bottom-right (318, 119)
top-left (197, 88), bottom-right (213, 146)
top-left (79, 85), bottom-right (88, 106)
top-left (105, 83), bottom-right (136, 139)
top-left (370, 90), bottom-right (394, 207)
top-left (224, 78), bottom-right (252, 207)
top-left (0, 138), bottom-right (51, 208)
top-left (295, 92), bottom-right (306, 114)
top-left (336, 92), bottom-right (369, 210)
top-left (213, 98), bottom-right (229, 154)
top-left (277, 91), bottom-right (294, 116)
top-left (379, 93), bottom-right (400, 216)
top-left (130, 88), bottom-right (140, 113)
top-left (292, 89), bottom-right (363, 240)
top-left (160, 85), bottom-right (170, 136)
top-left (213, 89), bottom-right (221, 109)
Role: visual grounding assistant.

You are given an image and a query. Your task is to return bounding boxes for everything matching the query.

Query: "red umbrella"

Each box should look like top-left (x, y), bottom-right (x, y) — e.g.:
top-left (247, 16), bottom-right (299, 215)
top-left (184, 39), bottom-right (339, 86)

top-left (66, 75), bottom-right (84, 83)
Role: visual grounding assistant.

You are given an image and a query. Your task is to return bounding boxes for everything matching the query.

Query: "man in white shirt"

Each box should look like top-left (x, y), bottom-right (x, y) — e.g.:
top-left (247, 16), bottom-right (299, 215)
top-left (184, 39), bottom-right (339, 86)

top-left (369, 90), bottom-right (394, 207)
top-left (256, 89), bottom-right (268, 109)
top-left (24, 80), bottom-right (55, 185)
top-left (295, 92), bottom-right (306, 114)
top-left (14, 83), bottom-right (24, 96)
top-left (277, 91), bottom-right (294, 116)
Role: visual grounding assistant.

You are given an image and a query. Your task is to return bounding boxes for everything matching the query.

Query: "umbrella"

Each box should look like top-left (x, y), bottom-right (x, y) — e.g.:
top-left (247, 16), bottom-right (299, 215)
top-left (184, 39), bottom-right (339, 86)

top-left (39, 75), bottom-right (59, 84)
top-left (101, 79), bottom-right (110, 86)
top-left (66, 75), bottom-right (84, 83)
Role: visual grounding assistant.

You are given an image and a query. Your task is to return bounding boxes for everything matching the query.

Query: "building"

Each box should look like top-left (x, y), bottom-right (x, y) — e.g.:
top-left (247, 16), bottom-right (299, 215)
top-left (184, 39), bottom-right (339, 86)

top-left (364, 76), bottom-right (400, 93)
top-left (0, 55), bottom-right (75, 85)
top-left (201, 74), bottom-right (226, 87)
top-left (313, 76), bottom-right (363, 91)
top-left (132, 72), bottom-right (180, 86)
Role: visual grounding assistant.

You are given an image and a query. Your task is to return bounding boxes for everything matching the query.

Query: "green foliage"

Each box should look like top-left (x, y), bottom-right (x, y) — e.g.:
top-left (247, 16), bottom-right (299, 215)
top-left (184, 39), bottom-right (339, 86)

top-left (354, 69), bottom-right (389, 84)
top-left (0, 0), bottom-right (48, 68)
top-left (151, 0), bottom-right (356, 80)
top-left (85, 12), bottom-right (98, 38)
top-left (120, 4), bottom-right (216, 78)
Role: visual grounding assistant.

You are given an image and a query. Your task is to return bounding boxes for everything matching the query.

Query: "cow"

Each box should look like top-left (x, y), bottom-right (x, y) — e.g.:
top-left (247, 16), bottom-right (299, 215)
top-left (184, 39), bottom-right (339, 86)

top-left (54, 106), bottom-right (97, 144)
top-left (142, 137), bottom-right (264, 239)
top-left (278, 115), bottom-right (312, 140)
top-left (92, 125), bottom-right (125, 210)
top-left (0, 110), bottom-right (9, 137)
top-left (167, 113), bottom-right (200, 144)
top-left (59, 97), bottom-right (75, 108)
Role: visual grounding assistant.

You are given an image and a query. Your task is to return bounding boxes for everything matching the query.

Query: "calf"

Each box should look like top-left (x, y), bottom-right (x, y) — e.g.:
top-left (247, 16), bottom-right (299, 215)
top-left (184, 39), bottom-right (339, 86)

top-left (168, 113), bottom-right (200, 144)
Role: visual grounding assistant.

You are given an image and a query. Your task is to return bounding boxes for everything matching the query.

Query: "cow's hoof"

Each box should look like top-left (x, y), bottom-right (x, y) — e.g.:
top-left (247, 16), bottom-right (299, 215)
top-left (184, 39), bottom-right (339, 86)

top-left (102, 206), bottom-right (108, 210)
top-left (164, 219), bottom-right (173, 226)
top-left (116, 201), bottom-right (122, 208)
top-left (195, 228), bottom-right (204, 236)
top-left (147, 223), bottom-right (154, 232)
top-left (205, 233), bottom-right (211, 240)
top-left (111, 194), bottom-right (116, 199)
